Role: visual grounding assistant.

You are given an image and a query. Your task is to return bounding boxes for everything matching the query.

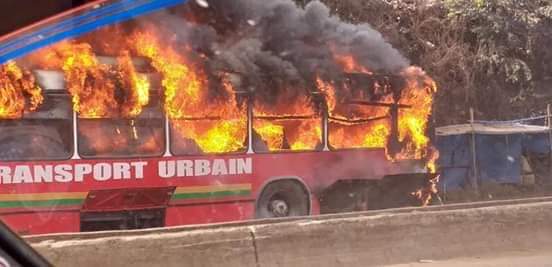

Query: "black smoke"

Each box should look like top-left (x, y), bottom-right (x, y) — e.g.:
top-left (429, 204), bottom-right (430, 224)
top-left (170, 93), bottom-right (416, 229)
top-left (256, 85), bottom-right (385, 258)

top-left (132, 0), bottom-right (410, 107)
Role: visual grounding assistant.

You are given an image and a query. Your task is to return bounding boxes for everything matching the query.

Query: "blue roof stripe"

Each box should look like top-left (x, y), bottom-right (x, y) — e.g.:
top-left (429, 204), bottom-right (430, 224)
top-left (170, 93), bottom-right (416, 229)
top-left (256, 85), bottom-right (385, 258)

top-left (0, 0), bottom-right (140, 52)
top-left (0, 0), bottom-right (187, 64)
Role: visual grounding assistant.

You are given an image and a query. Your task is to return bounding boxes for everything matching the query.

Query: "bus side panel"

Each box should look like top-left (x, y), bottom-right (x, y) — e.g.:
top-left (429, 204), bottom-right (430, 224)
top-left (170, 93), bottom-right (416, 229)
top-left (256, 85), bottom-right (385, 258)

top-left (165, 202), bottom-right (254, 227)
top-left (1, 211), bottom-right (80, 235)
top-left (253, 150), bottom-right (394, 198)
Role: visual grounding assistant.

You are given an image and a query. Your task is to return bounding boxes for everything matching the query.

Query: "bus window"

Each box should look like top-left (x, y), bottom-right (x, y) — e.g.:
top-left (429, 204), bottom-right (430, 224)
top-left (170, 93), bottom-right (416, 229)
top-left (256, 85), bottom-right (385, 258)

top-left (327, 100), bottom-right (392, 149)
top-left (167, 79), bottom-right (249, 156)
top-left (78, 99), bottom-right (164, 158)
top-left (252, 91), bottom-right (323, 152)
top-left (170, 117), bottom-right (248, 155)
top-left (0, 93), bottom-right (73, 161)
top-left (252, 117), bottom-right (323, 152)
top-left (328, 118), bottom-right (391, 149)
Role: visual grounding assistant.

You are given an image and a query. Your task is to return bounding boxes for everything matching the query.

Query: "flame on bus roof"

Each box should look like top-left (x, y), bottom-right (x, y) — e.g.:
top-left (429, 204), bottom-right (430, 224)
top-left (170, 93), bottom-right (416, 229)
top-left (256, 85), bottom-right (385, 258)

top-left (0, 62), bottom-right (43, 119)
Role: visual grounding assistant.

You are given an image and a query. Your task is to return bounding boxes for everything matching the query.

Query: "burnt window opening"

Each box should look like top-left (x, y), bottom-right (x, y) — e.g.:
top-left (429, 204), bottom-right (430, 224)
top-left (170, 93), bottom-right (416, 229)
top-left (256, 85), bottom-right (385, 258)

top-left (328, 118), bottom-right (391, 150)
top-left (251, 88), bottom-right (324, 153)
top-left (325, 73), bottom-right (403, 151)
top-left (252, 116), bottom-right (324, 153)
top-left (169, 116), bottom-right (249, 156)
top-left (77, 96), bottom-right (165, 158)
top-left (0, 93), bottom-right (73, 161)
top-left (168, 81), bottom-right (249, 156)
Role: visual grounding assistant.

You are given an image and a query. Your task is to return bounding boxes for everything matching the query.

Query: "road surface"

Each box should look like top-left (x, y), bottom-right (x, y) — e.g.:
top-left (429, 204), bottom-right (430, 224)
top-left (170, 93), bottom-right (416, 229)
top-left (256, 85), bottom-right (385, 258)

top-left (387, 250), bottom-right (552, 267)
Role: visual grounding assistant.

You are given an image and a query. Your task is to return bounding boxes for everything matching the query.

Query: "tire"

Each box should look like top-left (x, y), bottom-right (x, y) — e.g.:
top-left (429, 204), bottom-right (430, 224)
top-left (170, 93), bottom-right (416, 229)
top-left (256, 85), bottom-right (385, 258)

top-left (256, 180), bottom-right (310, 219)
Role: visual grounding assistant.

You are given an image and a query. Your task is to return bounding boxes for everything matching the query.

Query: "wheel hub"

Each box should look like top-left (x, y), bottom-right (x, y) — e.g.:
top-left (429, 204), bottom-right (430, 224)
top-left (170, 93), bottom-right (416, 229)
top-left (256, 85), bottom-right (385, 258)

top-left (269, 199), bottom-right (289, 217)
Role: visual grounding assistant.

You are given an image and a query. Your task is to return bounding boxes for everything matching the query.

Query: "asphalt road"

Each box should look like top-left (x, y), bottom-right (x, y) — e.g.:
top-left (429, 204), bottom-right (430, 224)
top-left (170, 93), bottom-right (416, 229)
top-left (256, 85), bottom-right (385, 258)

top-left (386, 250), bottom-right (552, 267)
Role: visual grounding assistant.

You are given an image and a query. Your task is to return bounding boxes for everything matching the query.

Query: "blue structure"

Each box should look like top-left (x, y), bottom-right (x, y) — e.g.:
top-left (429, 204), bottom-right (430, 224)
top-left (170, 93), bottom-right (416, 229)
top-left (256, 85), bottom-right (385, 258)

top-left (436, 123), bottom-right (551, 191)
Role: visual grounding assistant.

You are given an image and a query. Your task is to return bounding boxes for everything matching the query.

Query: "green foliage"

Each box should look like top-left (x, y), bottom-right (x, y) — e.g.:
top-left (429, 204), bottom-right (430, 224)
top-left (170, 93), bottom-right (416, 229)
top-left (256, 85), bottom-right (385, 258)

top-left (297, 0), bottom-right (552, 124)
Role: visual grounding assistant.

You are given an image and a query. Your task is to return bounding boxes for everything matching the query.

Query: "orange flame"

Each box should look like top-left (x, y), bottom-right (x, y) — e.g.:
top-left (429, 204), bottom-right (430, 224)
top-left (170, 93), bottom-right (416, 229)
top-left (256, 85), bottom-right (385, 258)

top-left (19, 23), bottom-right (439, 176)
top-left (334, 53), bottom-right (373, 74)
top-left (319, 57), bottom-right (438, 162)
top-left (411, 174), bottom-right (440, 207)
top-left (426, 147), bottom-right (440, 174)
top-left (0, 62), bottom-right (43, 119)
top-left (117, 51), bottom-right (150, 117)
top-left (254, 119), bottom-right (322, 151)
top-left (132, 31), bottom-right (247, 153)
top-left (60, 42), bottom-right (150, 118)
top-left (62, 42), bottom-right (115, 118)
top-left (323, 53), bottom-right (440, 206)
top-left (14, 21), bottom-right (441, 207)
top-left (316, 77), bottom-right (336, 111)
top-left (330, 44), bottom-right (373, 74)
top-left (317, 76), bottom-right (393, 150)
top-left (253, 90), bottom-right (322, 151)
top-left (396, 67), bottom-right (438, 159)
top-left (25, 40), bottom-right (155, 155)
top-left (327, 46), bottom-right (439, 161)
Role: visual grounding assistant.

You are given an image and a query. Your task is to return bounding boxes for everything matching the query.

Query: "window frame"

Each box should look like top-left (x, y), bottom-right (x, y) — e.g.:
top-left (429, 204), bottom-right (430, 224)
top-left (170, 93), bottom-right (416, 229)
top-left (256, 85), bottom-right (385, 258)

top-left (326, 115), bottom-right (392, 152)
top-left (76, 105), bottom-right (167, 160)
top-left (251, 114), bottom-right (325, 154)
top-left (168, 116), bottom-right (250, 157)
top-left (0, 92), bottom-right (75, 162)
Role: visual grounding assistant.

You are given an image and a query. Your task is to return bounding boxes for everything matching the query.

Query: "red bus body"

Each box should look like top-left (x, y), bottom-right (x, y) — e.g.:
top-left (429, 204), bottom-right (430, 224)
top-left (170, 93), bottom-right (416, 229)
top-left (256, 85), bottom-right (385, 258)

top-left (0, 0), bottom-right (431, 235)
top-left (0, 147), bottom-right (423, 235)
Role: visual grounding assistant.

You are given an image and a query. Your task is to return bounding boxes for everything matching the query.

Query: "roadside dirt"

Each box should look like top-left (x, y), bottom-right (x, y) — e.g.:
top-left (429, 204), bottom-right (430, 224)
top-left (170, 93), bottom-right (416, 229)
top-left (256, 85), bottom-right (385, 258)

top-left (386, 250), bottom-right (552, 267)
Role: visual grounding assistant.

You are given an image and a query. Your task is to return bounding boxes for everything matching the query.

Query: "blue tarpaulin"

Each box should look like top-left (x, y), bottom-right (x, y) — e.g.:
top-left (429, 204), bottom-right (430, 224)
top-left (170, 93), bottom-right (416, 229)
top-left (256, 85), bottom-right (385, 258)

top-left (436, 123), bottom-right (551, 190)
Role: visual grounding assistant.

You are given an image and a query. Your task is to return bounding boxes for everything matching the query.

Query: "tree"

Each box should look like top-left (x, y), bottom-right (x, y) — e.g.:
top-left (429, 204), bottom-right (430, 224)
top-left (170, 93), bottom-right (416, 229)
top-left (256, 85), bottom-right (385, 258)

top-left (297, 0), bottom-right (552, 124)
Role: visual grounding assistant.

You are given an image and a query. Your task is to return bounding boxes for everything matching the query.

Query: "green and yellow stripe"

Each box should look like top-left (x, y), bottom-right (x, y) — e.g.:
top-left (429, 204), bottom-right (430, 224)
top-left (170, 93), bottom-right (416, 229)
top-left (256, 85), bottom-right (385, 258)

top-left (0, 184), bottom-right (253, 209)
top-left (0, 192), bottom-right (87, 208)
top-left (172, 184), bottom-right (252, 200)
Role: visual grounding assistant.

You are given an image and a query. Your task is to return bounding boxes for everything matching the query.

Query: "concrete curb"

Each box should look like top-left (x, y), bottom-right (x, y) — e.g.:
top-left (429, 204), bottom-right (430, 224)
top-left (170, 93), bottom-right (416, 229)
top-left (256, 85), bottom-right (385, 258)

top-left (29, 200), bottom-right (552, 267)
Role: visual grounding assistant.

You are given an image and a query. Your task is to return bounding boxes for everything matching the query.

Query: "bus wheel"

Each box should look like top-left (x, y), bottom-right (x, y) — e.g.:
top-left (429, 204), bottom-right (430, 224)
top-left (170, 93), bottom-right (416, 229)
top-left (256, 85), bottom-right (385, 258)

top-left (256, 180), bottom-right (309, 219)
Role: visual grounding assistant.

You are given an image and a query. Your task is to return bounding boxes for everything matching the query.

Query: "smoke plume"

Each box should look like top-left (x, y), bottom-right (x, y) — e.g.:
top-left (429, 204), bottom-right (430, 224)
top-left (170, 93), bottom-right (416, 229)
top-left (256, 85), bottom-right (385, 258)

top-left (135, 0), bottom-right (410, 104)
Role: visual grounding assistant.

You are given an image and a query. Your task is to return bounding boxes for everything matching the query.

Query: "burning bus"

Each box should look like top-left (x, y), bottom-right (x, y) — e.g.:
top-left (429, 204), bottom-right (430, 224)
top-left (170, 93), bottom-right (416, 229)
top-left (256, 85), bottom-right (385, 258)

top-left (0, 0), bottom-right (438, 235)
